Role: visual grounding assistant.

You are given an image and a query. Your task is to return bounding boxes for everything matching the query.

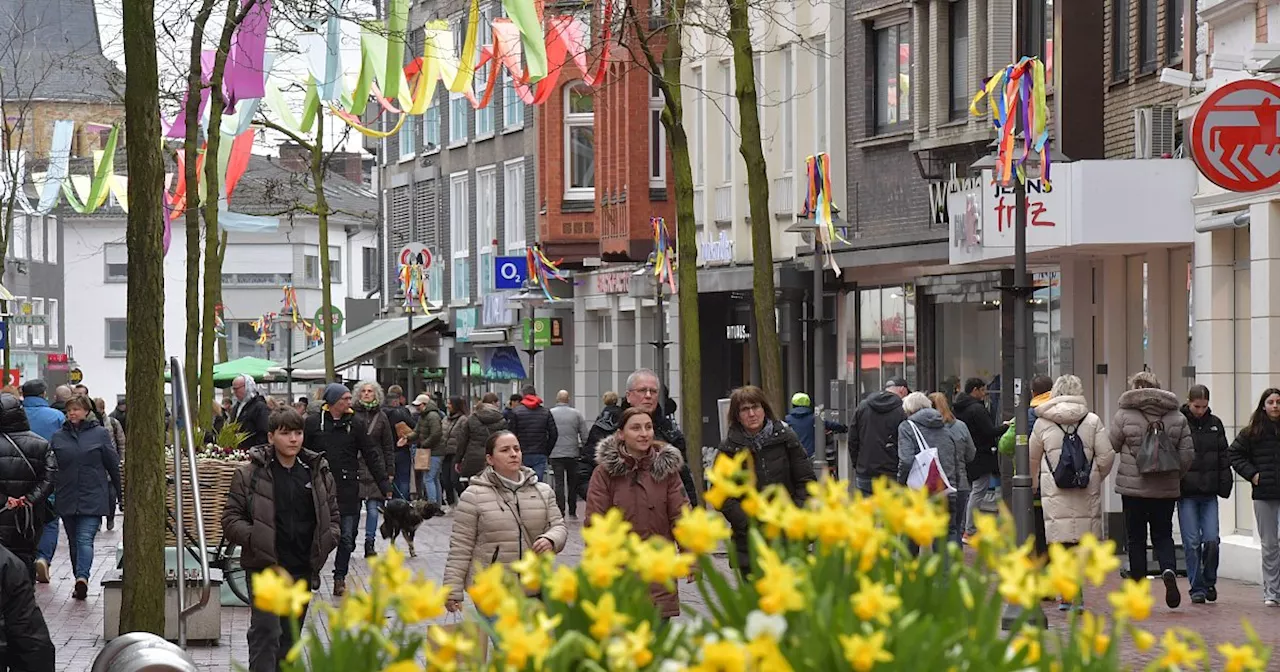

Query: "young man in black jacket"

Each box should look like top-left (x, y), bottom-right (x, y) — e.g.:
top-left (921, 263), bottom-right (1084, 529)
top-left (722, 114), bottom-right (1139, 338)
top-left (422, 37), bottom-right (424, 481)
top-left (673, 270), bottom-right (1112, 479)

top-left (850, 379), bottom-right (909, 495)
top-left (0, 542), bottom-right (54, 671)
top-left (953, 378), bottom-right (1001, 539)
top-left (508, 385), bottom-right (558, 482)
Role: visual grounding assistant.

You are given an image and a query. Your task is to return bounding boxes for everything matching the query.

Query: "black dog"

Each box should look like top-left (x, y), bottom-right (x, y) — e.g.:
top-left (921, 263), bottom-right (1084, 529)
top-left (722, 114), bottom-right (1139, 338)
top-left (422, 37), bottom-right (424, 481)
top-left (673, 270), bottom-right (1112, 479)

top-left (378, 499), bottom-right (443, 558)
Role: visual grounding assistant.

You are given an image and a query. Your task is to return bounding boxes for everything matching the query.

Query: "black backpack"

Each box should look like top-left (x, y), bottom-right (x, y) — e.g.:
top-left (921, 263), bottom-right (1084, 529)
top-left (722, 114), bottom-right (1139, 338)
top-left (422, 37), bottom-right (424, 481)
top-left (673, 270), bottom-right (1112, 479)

top-left (1048, 421), bottom-right (1092, 489)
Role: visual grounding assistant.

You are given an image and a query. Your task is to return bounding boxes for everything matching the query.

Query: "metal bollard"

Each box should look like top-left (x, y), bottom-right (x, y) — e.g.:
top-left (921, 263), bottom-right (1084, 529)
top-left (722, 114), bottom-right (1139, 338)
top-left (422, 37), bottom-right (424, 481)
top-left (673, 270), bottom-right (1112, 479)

top-left (90, 632), bottom-right (198, 672)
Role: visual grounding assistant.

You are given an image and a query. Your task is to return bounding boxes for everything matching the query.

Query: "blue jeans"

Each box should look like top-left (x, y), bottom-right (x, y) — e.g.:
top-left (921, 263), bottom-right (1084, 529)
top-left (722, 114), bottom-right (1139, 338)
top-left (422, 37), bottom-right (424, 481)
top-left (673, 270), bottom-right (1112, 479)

top-left (1178, 495), bottom-right (1220, 596)
top-left (855, 474), bottom-right (875, 497)
top-left (523, 454), bottom-right (548, 482)
top-left (63, 515), bottom-right (101, 580)
top-left (333, 514), bottom-right (360, 580)
top-left (393, 449), bottom-right (412, 499)
top-left (422, 455), bottom-right (443, 504)
top-left (36, 517), bottom-right (59, 562)
top-left (364, 500), bottom-right (380, 545)
top-left (950, 491), bottom-right (969, 545)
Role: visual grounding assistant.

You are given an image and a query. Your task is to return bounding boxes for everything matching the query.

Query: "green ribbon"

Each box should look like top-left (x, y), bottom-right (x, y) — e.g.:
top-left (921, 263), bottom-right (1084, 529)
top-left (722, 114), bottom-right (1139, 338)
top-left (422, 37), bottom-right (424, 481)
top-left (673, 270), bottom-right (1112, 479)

top-left (61, 125), bottom-right (120, 214)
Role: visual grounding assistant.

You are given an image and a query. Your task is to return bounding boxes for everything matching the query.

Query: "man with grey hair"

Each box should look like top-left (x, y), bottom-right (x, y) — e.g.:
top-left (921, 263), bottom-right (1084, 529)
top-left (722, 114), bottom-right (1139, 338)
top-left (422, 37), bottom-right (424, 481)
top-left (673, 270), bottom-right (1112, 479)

top-left (50, 386), bottom-right (72, 413)
top-left (549, 390), bottom-right (586, 518)
top-left (230, 375), bottom-right (270, 448)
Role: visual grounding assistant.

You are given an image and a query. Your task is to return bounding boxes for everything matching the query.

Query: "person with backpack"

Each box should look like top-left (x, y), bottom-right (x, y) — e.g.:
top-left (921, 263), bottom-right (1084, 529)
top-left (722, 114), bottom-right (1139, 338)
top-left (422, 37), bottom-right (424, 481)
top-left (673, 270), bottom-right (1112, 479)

top-left (1228, 387), bottom-right (1280, 606)
top-left (1108, 371), bottom-right (1194, 609)
top-left (1029, 374), bottom-right (1116, 611)
top-left (1179, 384), bottom-right (1232, 605)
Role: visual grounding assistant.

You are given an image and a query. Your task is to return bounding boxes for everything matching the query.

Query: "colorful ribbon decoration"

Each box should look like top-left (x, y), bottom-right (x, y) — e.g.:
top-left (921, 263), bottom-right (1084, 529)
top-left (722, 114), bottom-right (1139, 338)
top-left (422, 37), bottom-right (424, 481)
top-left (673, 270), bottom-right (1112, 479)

top-left (798, 152), bottom-right (846, 275)
top-left (969, 57), bottom-right (1052, 188)
top-left (214, 303), bottom-right (227, 341)
top-left (525, 245), bottom-right (570, 301)
top-left (249, 312), bottom-right (277, 346)
top-left (398, 263), bottom-right (430, 314)
top-left (650, 217), bottom-right (677, 293)
top-left (281, 285), bottom-right (301, 323)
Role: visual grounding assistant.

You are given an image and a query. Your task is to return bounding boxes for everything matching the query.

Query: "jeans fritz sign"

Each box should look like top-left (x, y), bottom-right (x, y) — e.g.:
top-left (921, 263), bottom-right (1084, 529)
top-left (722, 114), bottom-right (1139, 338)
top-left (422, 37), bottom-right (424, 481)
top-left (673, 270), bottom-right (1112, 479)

top-left (946, 169), bottom-right (1071, 264)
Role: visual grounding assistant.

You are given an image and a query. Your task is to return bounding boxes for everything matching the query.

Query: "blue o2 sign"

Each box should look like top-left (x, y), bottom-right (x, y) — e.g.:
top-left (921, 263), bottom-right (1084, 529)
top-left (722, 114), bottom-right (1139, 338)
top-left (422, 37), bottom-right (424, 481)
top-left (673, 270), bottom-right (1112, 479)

top-left (495, 256), bottom-right (527, 290)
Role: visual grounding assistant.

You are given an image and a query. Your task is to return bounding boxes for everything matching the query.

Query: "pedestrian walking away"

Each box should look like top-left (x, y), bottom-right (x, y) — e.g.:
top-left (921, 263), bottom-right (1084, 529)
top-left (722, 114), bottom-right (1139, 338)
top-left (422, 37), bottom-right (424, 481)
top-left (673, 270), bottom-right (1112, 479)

top-left (403, 394), bottom-right (443, 503)
top-left (443, 430), bottom-right (566, 613)
top-left (1178, 384), bottom-right (1232, 604)
top-left (1228, 387), bottom-right (1280, 606)
top-left (440, 396), bottom-right (469, 508)
top-left (508, 385), bottom-right (558, 482)
top-left (458, 393), bottom-right (507, 483)
top-left (952, 378), bottom-right (1000, 541)
top-left (549, 390), bottom-right (586, 518)
top-left (95, 398), bottom-right (125, 532)
top-left (929, 393), bottom-right (976, 546)
top-left (382, 385), bottom-right (415, 499)
top-left (783, 391), bottom-right (848, 460)
top-left (21, 380), bottom-right (64, 583)
top-left (850, 379), bottom-right (908, 496)
top-left (896, 392), bottom-right (964, 554)
top-left (0, 394), bottom-right (57, 580)
top-left (222, 408), bottom-right (340, 672)
top-left (1109, 372), bottom-right (1194, 609)
top-left (0, 541), bottom-right (55, 671)
top-left (353, 381), bottom-right (396, 558)
top-left (49, 394), bottom-right (121, 600)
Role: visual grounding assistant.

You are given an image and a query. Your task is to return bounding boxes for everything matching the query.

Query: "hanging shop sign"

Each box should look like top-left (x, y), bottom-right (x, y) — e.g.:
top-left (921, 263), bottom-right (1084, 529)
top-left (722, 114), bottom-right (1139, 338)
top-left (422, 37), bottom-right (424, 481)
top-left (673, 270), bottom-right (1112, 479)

top-left (46, 353), bottom-right (69, 372)
top-left (455, 307), bottom-right (478, 342)
top-left (697, 229), bottom-right (734, 266)
top-left (399, 242), bottom-right (433, 269)
top-left (594, 271), bottom-right (632, 295)
top-left (520, 317), bottom-right (564, 348)
top-left (1189, 78), bottom-right (1280, 193)
top-left (946, 168), bottom-right (1070, 265)
top-left (313, 306), bottom-right (344, 331)
top-left (494, 256), bottom-right (526, 290)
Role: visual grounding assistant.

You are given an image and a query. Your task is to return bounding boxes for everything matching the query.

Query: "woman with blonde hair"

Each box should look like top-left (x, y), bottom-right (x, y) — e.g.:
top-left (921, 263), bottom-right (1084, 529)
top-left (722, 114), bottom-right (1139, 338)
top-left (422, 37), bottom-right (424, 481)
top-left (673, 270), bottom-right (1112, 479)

top-left (1030, 374), bottom-right (1115, 610)
top-left (929, 392), bottom-right (976, 544)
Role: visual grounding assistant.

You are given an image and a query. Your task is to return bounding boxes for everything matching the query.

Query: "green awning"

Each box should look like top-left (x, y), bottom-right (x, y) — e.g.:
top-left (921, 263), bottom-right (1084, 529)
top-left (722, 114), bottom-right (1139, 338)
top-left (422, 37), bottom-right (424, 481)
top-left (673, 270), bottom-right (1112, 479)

top-left (288, 315), bottom-right (442, 372)
top-left (165, 356), bottom-right (281, 385)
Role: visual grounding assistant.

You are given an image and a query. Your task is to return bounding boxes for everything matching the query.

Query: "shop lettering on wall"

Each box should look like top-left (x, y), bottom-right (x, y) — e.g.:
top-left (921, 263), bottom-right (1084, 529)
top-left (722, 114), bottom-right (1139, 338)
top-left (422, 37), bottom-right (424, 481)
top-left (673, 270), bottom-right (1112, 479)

top-left (928, 164), bottom-right (983, 225)
top-left (991, 179), bottom-right (1057, 232)
top-left (595, 271), bottom-right (632, 294)
top-left (727, 325), bottom-right (750, 341)
top-left (698, 230), bottom-right (734, 265)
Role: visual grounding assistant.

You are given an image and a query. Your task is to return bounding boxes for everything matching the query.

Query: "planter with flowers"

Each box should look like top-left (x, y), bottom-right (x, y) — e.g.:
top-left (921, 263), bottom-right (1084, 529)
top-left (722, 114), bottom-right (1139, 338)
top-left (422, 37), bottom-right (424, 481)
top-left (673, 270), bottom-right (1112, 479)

top-left (249, 452), bottom-right (1271, 671)
top-left (161, 421), bottom-right (250, 546)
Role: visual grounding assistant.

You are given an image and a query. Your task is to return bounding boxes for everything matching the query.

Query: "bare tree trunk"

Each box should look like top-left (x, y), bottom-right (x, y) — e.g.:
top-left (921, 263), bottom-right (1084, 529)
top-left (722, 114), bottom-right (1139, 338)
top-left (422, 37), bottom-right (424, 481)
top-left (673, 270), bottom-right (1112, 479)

top-left (120, 0), bottom-right (167, 634)
top-left (728, 0), bottom-right (784, 413)
top-left (312, 110), bottom-right (337, 379)
top-left (183, 0), bottom-right (216, 418)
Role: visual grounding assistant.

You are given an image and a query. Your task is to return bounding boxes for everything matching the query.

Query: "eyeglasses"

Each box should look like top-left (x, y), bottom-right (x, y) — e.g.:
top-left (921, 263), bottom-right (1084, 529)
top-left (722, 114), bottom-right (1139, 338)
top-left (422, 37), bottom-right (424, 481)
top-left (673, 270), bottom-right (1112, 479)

top-left (740, 404), bottom-right (764, 414)
top-left (629, 387), bottom-right (660, 397)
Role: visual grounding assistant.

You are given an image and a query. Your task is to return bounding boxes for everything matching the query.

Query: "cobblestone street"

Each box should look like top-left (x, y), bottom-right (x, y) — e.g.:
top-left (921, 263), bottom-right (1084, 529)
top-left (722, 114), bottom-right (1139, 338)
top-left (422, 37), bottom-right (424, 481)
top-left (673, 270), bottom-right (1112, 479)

top-left (36, 507), bottom-right (1280, 670)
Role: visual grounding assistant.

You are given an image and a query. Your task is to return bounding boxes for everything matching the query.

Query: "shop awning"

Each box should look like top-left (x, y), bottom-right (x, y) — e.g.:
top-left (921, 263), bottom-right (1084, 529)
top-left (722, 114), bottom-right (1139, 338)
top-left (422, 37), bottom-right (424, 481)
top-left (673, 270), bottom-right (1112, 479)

top-left (288, 315), bottom-right (441, 372)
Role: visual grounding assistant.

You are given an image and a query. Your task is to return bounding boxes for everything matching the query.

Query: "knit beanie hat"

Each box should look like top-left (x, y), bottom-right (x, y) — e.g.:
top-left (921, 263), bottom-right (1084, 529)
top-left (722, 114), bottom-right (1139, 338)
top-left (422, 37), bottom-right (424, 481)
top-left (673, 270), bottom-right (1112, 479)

top-left (323, 383), bottom-right (349, 406)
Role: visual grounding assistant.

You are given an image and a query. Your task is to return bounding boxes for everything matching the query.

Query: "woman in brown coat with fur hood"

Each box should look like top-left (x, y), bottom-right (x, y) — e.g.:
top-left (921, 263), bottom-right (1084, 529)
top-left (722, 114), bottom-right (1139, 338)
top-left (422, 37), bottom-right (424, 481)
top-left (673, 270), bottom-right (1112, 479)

top-left (585, 407), bottom-right (689, 618)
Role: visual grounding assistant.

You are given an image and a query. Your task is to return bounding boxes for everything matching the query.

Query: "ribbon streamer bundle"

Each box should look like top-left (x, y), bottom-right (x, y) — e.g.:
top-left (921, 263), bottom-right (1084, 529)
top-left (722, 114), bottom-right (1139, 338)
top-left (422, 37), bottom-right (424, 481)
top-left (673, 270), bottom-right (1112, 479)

top-left (279, 285), bottom-right (326, 345)
top-left (969, 57), bottom-right (1052, 188)
top-left (214, 303), bottom-right (227, 341)
top-left (398, 263), bottom-right (430, 314)
top-left (525, 245), bottom-right (570, 301)
top-left (650, 217), bottom-right (677, 293)
top-left (798, 152), bottom-right (846, 275)
top-left (281, 284), bottom-right (301, 322)
top-left (250, 312), bottom-right (277, 346)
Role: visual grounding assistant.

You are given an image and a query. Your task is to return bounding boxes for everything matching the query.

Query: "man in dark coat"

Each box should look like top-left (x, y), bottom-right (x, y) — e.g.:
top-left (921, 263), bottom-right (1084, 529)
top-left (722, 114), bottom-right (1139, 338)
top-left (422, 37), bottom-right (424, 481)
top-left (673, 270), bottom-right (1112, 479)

top-left (508, 385), bottom-right (558, 482)
top-left (0, 395), bottom-right (56, 578)
top-left (953, 377), bottom-right (1000, 539)
top-left (850, 378), bottom-right (909, 495)
top-left (622, 369), bottom-right (699, 506)
top-left (304, 383), bottom-right (390, 596)
top-left (230, 375), bottom-right (271, 449)
top-left (0, 542), bottom-right (54, 671)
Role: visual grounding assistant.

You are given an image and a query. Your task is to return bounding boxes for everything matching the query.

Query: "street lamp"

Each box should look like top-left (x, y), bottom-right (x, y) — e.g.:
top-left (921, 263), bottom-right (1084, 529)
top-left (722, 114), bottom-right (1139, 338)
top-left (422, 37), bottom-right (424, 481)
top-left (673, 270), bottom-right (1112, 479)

top-left (509, 285), bottom-right (553, 385)
top-left (628, 262), bottom-right (673, 411)
top-left (788, 209), bottom-right (842, 479)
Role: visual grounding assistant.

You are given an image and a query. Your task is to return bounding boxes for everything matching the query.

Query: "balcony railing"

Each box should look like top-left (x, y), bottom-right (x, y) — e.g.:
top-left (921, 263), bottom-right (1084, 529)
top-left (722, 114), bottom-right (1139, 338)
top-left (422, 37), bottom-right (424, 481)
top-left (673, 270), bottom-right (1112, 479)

top-left (693, 187), bottom-right (705, 227)
top-left (221, 272), bottom-right (294, 287)
top-left (771, 175), bottom-right (795, 215)
top-left (713, 185), bottom-right (732, 223)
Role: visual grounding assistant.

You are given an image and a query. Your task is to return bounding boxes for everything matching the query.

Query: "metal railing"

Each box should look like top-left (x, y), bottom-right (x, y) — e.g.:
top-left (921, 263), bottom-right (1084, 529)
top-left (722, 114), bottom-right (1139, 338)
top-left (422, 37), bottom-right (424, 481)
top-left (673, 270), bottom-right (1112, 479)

top-left (168, 357), bottom-right (211, 648)
top-left (713, 185), bottom-right (733, 223)
top-left (771, 175), bottom-right (795, 215)
top-left (693, 187), bottom-right (705, 227)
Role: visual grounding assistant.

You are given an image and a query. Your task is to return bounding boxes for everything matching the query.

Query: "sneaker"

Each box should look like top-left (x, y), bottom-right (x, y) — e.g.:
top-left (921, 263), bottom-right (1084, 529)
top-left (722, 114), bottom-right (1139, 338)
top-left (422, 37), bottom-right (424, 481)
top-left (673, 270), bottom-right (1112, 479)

top-left (364, 543), bottom-right (377, 558)
top-left (106, 519), bottom-right (115, 532)
top-left (1057, 599), bottom-right (1072, 611)
top-left (333, 577), bottom-right (346, 597)
top-left (1265, 598), bottom-right (1279, 607)
top-left (1162, 569), bottom-right (1181, 608)
top-left (961, 534), bottom-right (974, 546)
top-left (1206, 586), bottom-right (1218, 602)
top-left (73, 579), bottom-right (88, 600)
top-left (1190, 593), bottom-right (1207, 604)
top-left (33, 559), bottom-right (49, 584)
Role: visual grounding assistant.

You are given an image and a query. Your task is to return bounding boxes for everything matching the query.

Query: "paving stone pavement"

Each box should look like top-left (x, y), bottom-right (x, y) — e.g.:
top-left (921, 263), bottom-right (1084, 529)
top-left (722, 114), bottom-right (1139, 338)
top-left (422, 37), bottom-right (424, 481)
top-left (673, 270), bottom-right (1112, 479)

top-left (35, 508), bottom-right (1280, 671)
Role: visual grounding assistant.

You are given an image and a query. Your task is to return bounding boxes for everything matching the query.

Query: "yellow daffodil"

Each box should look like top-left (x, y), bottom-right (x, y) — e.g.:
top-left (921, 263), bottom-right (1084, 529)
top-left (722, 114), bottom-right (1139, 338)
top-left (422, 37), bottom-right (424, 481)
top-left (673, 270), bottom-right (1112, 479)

top-left (747, 633), bottom-right (794, 672)
top-left (674, 506), bottom-right (732, 555)
top-left (1076, 612), bottom-right (1111, 660)
top-left (396, 578), bottom-right (450, 623)
top-left (581, 548), bottom-right (629, 588)
top-left (381, 661), bottom-right (423, 672)
top-left (582, 508), bottom-right (633, 552)
top-left (850, 577), bottom-right (902, 625)
top-left (754, 544), bottom-right (805, 614)
top-left (495, 621), bottom-right (553, 670)
top-left (1076, 534), bottom-right (1121, 586)
top-left (369, 545), bottom-right (411, 593)
top-left (330, 591), bottom-right (377, 630)
top-left (631, 536), bottom-right (695, 587)
top-left (467, 563), bottom-right (509, 616)
top-left (546, 564), bottom-right (580, 603)
top-left (840, 630), bottom-right (894, 671)
top-left (811, 505), bottom-right (857, 547)
top-left (1045, 543), bottom-right (1082, 602)
top-left (1009, 627), bottom-right (1041, 664)
top-left (996, 544), bottom-right (1043, 609)
top-left (780, 507), bottom-right (812, 541)
top-left (901, 489), bottom-right (949, 548)
top-left (424, 624), bottom-right (476, 671)
top-left (693, 639), bottom-right (749, 672)
top-left (706, 451), bottom-right (755, 503)
top-left (807, 476), bottom-right (852, 509)
top-left (251, 567), bottom-right (312, 618)
top-left (606, 620), bottom-right (655, 669)
top-left (495, 597), bottom-right (522, 631)
top-left (1219, 642), bottom-right (1266, 672)
top-left (1130, 628), bottom-right (1156, 652)
top-left (1107, 579), bottom-right (1153, 622)
top-left (1157, 629), bottom-right (1205, 668)
top-left (582, 593), bottom-right (631, 641)
top-left (510, 549), bottom-right (549, 593)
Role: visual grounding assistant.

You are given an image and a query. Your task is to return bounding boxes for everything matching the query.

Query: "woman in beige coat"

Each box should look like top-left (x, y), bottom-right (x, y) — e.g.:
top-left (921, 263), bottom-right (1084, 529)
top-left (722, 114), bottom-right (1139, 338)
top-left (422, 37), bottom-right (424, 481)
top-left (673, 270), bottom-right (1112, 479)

top-left (444, 430), bottom-right (567, 611)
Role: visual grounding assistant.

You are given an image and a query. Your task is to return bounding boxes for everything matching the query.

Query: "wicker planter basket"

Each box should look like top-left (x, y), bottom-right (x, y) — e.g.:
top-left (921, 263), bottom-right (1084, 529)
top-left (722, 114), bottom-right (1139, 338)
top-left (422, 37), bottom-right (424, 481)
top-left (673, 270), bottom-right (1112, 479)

top-left (122, 454), bottom-right (245, 547)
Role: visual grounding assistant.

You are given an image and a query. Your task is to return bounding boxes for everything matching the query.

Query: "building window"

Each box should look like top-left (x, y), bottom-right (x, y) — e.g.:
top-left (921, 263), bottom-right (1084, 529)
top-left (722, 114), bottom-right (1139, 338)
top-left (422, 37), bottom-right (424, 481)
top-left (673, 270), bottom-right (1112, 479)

top-left (449, 92), bottom-right (468, 145)
top-left (398, 120), bottom-right (415, 158)
top-left (1112, 0), bottom-right (1130, 80)
top-left (949, 0), bottom-right (970, 118)
top-left (11, 215), bottom-right (26, 260)
top-left (427, 247), bottom-right (444, 303)
top-left (105, 318), bottom-right (127, 357)
top-left (29, 298), bottom-right (44, 346)
top-left (362, 247), bottom-right (378, 292)
top-left (782, 45), bottom-right (794, 173)
top-left (105, 243), bottom-right (128, 282)
top-left (475, 63), bottom-right (495, 137)
top-left (11, 298), bottom-right (24, 346)
top-left (721, 60), bottom-right (734, 183)
top-left (503, 159), bottom-right (526, 252)
top-left (1165, 0), bottom-right (1183, 64)
top-left (48, 298), bottom-right (58, 347)
top-left (450, 172), bottom-right (470, 303)
top-left (30, 215), bottom-right (44, 263)
top-left (45, 216), bottom-right (56, 264)
top-left (1139, 0), bottom-right (1157, 72)
top-left (423, 102), bottom-right (440, 152)
top-left (874, 22), bottom-right (911, 131)
top-left (1045, 0), bottom-right (1055, 82)
top-left (564, 82), bottom-right (594, 200)
top-left (503, 70), bottom-right (524, 129)
top-left (811, 37), bottom-right (828, 152)
top-left (650, 73), bottom-right (666, 188)
top-left (693, 65), bottom-right (704, 187)
top-left (304, 249), bottom-right (341, 283)
top-left (846, 286), bottom-right (917, 392)
top-left (477, 166), bottom-right (496, 294)
top-left (753, 54), bottom-right (764, 127)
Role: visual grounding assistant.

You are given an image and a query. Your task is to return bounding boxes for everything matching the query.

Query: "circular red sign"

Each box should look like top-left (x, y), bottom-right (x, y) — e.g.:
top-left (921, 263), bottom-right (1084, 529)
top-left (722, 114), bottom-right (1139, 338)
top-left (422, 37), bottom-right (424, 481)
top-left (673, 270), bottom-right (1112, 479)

top-left (1191, 79), bottom-right (1280, 192)
top-left (398, 244), bottom-right (432, 269)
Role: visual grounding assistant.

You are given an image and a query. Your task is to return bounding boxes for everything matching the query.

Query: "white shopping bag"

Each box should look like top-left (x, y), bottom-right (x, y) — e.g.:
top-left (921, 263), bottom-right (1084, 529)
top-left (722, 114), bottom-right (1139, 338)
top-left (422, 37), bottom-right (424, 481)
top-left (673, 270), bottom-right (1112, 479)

top-left (904, 421), bottom-right (956, 496)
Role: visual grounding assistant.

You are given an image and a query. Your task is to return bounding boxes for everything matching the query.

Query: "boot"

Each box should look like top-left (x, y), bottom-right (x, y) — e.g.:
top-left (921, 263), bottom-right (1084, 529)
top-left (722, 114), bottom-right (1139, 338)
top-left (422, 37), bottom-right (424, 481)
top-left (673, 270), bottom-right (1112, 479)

top-left (333, 577), bottom-right (346, 597)
top-left (364, 540), bottom-right (377, 558)
top-left (1203, 541), bottom-right (1220, 602)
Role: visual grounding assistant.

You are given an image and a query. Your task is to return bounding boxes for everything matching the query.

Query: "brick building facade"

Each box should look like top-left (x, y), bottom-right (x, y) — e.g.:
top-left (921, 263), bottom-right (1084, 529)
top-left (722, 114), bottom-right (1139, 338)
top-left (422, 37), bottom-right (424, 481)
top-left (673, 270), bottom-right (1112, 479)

top-left (1102, 0), bottom-right (1190, 158)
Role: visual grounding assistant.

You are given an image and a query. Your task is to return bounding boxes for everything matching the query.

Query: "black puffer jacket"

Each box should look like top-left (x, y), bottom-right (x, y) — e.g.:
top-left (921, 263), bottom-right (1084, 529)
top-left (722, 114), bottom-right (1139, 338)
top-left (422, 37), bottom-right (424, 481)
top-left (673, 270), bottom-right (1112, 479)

top-left (0, 397), bottom-right (56, 557)
top-left (459, 404), bottom-right (507, 478)
top-left (509, 396), bottom-right (558, 457)
top-left (718, 420), bottom-right (815, 573)
top-left (0, 543), bottom-right (54, 671)
top-left (953, 393), bottom-right (1000, 479)
top-left (303, 409), bottom-right (388, 516)
top-left (1180, 405), bottom-right (1232, 499)
top-left (1230, 419), bottom-right (1280, 501)
top-left (850, 392), bottom-right (906, 479)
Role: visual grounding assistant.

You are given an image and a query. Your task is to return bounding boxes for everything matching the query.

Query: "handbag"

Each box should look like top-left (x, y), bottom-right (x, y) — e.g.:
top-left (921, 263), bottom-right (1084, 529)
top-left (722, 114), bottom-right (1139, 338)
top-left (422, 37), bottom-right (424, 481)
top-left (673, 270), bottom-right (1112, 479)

top-left (904, 421), bottom-right (956, 496)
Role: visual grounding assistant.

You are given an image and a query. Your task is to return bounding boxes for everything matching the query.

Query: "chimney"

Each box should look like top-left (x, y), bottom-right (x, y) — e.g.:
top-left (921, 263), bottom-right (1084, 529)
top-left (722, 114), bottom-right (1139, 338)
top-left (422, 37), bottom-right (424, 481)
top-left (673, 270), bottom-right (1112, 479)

top-left (325, 151), bottom-right (367, 185)
top-left (278, 142), bottom-right (308, 172)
